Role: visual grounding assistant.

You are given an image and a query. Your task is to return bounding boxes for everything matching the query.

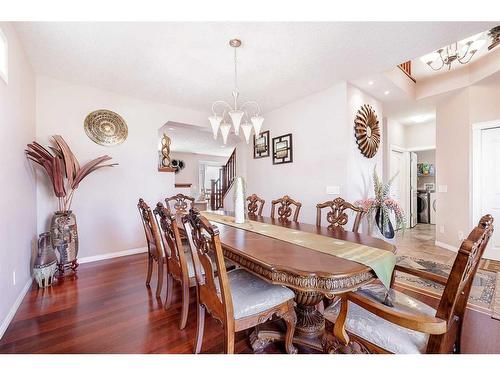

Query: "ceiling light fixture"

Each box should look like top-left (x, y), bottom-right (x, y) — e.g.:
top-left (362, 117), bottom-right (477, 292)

top-left (384, 91), bottom-right (390, 95)
top-left (488, 26), bottom-right (500, 51)
top-left (421, 34), bottom-right (486, 71)
top-left (208, 39), bottom-right (264, 145)
top-left (368, 81), bottom-right (374, 85)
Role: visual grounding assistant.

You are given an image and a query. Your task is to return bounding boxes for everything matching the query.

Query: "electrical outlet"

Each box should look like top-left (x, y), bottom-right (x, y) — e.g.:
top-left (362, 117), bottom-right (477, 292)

top-left (440, 225), bottom-right (445, 234)
top-left (12, 270), bottom-right (16, 286)
top-left (458, 231), bottom-right (464, 240)
top-left (438, 185), bottom-right (448, 193)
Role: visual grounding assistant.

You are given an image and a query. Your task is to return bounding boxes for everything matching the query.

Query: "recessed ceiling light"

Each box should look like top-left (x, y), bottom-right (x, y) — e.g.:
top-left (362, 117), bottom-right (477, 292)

top-left (220, 145), bottom-right (226, 148)
top-left (384, 91), bottom-right (390, 95)
top-left (410, 114), bottom-right (435, 124)
top-left (368, 81), bottom-right (374, 85)
top-left (168, 127), bottom-right (175, 130)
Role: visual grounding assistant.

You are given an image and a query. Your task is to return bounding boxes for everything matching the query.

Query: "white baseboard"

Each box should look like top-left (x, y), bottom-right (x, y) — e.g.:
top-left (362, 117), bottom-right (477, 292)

top-left (0, 277), bottom-right (33, 340)
top-left (78, 247), bottom-right (147, 264)
top-left (435, 240), bottom-right (457, 252)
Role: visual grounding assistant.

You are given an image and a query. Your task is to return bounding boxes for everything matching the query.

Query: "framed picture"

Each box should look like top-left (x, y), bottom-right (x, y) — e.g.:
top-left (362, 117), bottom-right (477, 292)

top-left (253, 130), bottom-right (270, 159)
top-left (272, 133), bottom-right (293, 164)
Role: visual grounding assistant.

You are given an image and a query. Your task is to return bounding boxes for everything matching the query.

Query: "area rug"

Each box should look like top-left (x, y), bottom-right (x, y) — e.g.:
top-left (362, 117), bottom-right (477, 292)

top-left (394, 255), bottom-right (500, 319)
top-left (481, 259), bottom-right (500, 273)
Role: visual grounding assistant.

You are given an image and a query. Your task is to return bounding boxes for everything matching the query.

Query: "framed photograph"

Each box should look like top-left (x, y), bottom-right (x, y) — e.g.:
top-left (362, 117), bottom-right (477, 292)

top-left (272, 133), bottom-right (293, 164)
top-left (253, 130), bottom-right (270, 159)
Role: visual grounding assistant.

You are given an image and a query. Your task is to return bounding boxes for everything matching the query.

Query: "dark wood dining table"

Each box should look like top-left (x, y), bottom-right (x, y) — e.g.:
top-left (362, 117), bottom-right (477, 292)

top-left (187, 210), bottom-right (396, 353)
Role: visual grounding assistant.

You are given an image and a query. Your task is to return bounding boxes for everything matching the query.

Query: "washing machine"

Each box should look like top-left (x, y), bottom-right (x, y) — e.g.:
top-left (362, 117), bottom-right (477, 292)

top-left (417, 191), bottom-right (430, 224)
top-left (429, 192), bottom-right (437, 224)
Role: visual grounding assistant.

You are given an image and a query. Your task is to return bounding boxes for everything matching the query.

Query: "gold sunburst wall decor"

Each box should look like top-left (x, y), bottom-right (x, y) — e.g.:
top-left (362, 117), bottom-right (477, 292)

top-left (354, 104), bottom-right (380, 158)
top-left (84, 109), bottom-right (128, 146)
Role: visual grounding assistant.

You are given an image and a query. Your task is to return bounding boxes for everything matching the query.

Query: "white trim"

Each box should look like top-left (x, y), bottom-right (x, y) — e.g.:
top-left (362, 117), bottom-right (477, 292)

top-left (406, 145), bottom-right (436, 152)
top-left (0, 277), bottom-right (33, 340)
top-left (0, 27), bottom-right (8, 84)
top-left (79, 247), bottom-right (147, 264)
top-left (435, 240), bottom-right (457, 252)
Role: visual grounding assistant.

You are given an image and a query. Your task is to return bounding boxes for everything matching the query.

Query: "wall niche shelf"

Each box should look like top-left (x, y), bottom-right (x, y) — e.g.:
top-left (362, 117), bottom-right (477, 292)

top-left (158, 167), bottom-right (176, 173)
top-left (175, 183), bottom-right (192, 188)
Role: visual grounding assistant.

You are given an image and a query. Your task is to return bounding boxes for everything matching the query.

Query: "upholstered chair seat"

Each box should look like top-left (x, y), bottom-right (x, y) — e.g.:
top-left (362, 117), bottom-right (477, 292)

top-left (212, 269), bottom-right (295, 319)
top-left (324, 283), bottom-right (436, 354)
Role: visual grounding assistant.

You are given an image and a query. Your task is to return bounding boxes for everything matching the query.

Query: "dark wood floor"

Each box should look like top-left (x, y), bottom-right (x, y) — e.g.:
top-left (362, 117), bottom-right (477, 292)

top-left (1, 253), bottom-right (499, 354)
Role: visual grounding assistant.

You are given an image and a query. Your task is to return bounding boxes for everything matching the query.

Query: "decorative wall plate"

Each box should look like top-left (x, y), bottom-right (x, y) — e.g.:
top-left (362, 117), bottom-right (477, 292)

top-left (84, 109), bottom-right (128, 146)
top-left (354, 104), bottom-right (380, 158)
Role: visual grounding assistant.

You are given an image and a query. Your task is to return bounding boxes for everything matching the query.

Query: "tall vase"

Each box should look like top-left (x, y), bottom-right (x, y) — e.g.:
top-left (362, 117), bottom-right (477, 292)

top-left (50, 210), bottom-right (79, 275)
top-left (234, 177), bottom-right (245, 224)
top-left (34, 232), bottom-right (58, 288)
top-left (375, 207), bottom-right (395, 239)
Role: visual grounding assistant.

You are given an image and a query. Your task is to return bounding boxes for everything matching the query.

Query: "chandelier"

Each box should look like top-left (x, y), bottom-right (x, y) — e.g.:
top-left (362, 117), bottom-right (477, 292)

top-left (422, 36), bottom-right (485, 71)
top-left (208, 39), bottom-right (264, 145)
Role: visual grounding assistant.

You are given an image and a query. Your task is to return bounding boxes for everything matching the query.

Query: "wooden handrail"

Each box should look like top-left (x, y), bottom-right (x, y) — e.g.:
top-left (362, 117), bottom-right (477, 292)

top-left (397, 61), bottom-right (416, 83)
top-left (210, 148), bottom-right (236, 210)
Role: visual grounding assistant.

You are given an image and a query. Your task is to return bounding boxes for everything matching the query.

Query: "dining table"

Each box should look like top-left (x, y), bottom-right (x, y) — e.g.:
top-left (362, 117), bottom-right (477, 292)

top-left (183, 210), bottom-right (397, 353)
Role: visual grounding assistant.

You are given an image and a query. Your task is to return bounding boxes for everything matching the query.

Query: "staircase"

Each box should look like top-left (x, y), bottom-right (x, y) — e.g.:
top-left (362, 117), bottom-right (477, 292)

top-left (210, 148), bottom-right (236, 210)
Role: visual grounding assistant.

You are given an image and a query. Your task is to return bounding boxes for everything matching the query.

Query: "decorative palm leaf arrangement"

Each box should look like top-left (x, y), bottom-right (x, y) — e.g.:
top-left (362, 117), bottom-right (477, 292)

top-left (355, 166), bottom-right (405, 238)
top-left (25, 135), bottom-right (118, 212)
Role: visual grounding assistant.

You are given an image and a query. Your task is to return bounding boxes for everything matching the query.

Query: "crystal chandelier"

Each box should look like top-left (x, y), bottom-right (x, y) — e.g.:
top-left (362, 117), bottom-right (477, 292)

top-left (422, 36), bottom-right (485, 71)
top-left (208, 39), bottom-right (264, 145)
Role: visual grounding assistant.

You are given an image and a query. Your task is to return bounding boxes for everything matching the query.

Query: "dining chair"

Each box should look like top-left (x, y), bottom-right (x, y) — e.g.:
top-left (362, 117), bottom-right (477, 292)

top-left (324, 214), bottom-right (494, 354)
top-left (316, 197), bottom-right (366, 232)
top-left (246, 194), bottom-right (265, 216)
top-left (153, 202), bottom-right (196, 329)
top-left (271, 195), bottom-right (302, 222)
top-left (137, 198), bottom-right (166, 298)
top-left (182, 209), bottom-right (298, 354)
top-left (165, 193), bottom-right (195, 215)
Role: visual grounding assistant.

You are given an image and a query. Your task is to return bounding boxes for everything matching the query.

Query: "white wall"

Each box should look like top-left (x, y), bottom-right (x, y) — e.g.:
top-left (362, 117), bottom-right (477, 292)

top-left (436, 83), bottom-right (500, 253)
top-left (405, 121), bottom-right (436, 150)
top-left (240, 82), bottom-right (383, 225)
top-left (36, 76), bottom-right (207, 259)
top-left (0, 23), bottom-right (36, 337)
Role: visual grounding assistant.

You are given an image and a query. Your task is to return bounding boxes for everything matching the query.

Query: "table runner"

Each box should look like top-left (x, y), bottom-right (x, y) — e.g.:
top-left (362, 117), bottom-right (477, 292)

top-left (201, 211), bottom-right (396, 289)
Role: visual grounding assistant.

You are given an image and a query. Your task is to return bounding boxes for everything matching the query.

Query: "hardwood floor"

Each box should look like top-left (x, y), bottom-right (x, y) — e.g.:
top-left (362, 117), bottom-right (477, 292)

top-left (1, 228), bottom-right (500, 353)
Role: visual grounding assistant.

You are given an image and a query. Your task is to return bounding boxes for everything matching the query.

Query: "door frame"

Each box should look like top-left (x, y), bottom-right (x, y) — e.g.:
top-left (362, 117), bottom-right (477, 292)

top-left (471, 120), bottom-right (500, 229)
top-left (389, 145), bottom-right (411, 228)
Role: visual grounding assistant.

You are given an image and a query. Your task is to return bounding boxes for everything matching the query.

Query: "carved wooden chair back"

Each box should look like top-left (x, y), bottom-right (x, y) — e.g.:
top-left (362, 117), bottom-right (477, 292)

top-left (427, 214), bottom-right (494, 353)
top-left (165, 193), bottom-right (195, 214)
top-left (246, 194), bottom-right (265, 216)
top-left (137, 198), bottom-right (163, 260)
top-left (316, 197), bottom-right (366, 232)
top-left (182, 209), bottom-right (234, 328)
top-left (271, 195), bottom-right (302, 222)
top-left (153, 202), bottom-right (188, 282)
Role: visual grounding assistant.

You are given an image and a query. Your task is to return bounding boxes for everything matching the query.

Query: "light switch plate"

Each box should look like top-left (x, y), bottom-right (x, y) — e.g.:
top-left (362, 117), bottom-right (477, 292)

top-left (438, 185), bottom-right (448, 193)
top-left (326, 186), bottom-right (340, 195)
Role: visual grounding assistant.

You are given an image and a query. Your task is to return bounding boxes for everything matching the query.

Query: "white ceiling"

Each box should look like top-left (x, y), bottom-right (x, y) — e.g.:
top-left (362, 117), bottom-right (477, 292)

top-left (15, 22), bottom-right (495, 115)
top-left (158, 121), bottom-right (238, 157)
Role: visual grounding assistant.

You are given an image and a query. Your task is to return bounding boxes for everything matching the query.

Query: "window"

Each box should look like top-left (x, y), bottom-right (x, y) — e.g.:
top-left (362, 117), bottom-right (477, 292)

top-left (0, 27), bottom-right (8, 84)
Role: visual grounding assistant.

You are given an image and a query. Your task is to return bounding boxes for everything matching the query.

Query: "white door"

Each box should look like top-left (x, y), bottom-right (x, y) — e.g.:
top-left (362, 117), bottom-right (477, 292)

top-left (390, 148), bottom-right (409, 230)
top-left (480, 127), bottom-right (500, 259)
top-left (410, 152), bottom-right (418, 228)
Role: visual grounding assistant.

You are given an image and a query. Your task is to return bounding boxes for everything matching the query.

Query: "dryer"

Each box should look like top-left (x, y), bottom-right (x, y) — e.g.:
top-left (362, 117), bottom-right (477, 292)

top-left (417, 191), bottom-right (430, 224)
top-left (429, 192), bottom-right (437, 224)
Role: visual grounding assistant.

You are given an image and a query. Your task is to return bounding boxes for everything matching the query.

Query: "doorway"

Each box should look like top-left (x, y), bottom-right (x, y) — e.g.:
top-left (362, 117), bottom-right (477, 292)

top-left (472, 121), bottom-right (500, 260)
